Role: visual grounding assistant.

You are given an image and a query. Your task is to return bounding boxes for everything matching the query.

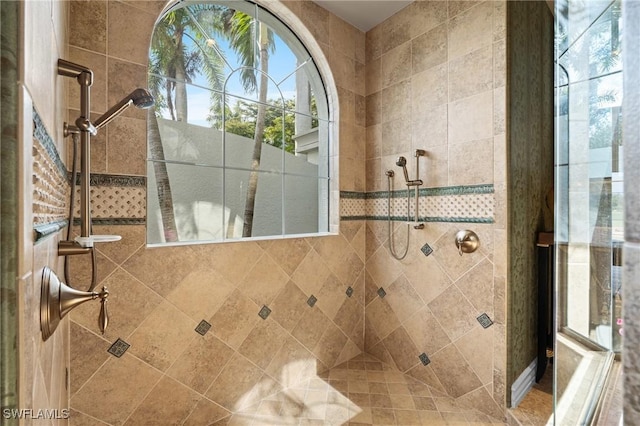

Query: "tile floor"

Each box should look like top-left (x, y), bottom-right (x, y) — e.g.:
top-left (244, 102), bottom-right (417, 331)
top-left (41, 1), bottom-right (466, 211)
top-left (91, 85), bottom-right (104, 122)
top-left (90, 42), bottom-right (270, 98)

top-left (214, 353), bottom-right (506, 425)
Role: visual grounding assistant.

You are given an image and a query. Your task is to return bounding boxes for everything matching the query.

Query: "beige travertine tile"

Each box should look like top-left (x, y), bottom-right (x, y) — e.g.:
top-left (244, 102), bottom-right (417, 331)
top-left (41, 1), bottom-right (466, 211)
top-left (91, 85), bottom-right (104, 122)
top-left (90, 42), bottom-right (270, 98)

top-left (265, 237), bottom-right (310, 276)
top-left (265, 336), bottom-right (316, 387)
top-left (237, 252), bottom-right (289, 306)
top-left (412, 64), bottom-right (448, 116)
top-left (69, 322), bottom-right (110, 395)
top-left (205, 353), bottom-right (268, 410)
top-left (333, 296), bottom-right (362, 343)
top-left (167, 268), bottom-right (234, 322)
top-left (456, 325), bottom-right (494, 385)
top-left (122, 244), bottom-right (200, 297)
top-left (382, 326), bottom-right (420, 372)
top-left (313, 322), bottom-right (348, 367)
top-left (291, 303), bottom-right (331, 352)
top-left (432, 227), bottom-right (485, 282)
top-left (448, 0), bottom-right (483, 18)
top-left (183, 398), bottom-right (231, 426)
top-left (449, 45), bottom-right (493, 102)
top-left (128, 300), bottom-right (196, 371)
top-left (403, 255), bottom-right (452, 305)
top-left (412, 23), bottom-right (448, 75)
top-left (371, 407), bottom-right (396, 424)
top-left (428, 284), bottom-right (478, 341)
top-left (70, 267), bottom-right (163, 341)
top-left (385, 274), bottom-right (424, 324)
top-left (448, 90), bottom-right (493, 144)
top-left (69, 0), bottom-right (107, 53)
top-left (494, 0), bottom-right (507, 42)
top-left (92, 224), bottom-right (146, 265)
top-left (430, 344), bottom-right (483, 398)
top-left (315, 273), bottom-right (347, 320)
top-left (494, 39), bottom-right (507, 89)
top-left (166, 333), bottom-right (235, 394)
top-left (192, 242), bottom-right (263, 286)
top-left (365, 297), bottom-right (401, 341)
top-left (378, 14), bottom-right (411, 57)
top-left (296, 1), bottom-right (330, 47)
top-left (405, 1), bottom-right (448, 40)
top-left (381, 116), bottom-right (411, 157)
top-left (291, 248), bottom-right (332, 296)
top-left (366, 247), bottom-right (403, 290)
top-left (381, 41), bottom-right (411, 89)
top-left (208, 289), bottom-right (261, 350)
top-left (106, 116), bottom-right (147, 175)
top-left (330, 14), bottom-right (356, 59)
top-left (70, 354), bottom-right (162, 425)
top-left (269, 280), bottom-right (309, 332)
top-left (108, 2), bottom-right (155, 65)
top-left (381, 80), bottom-right (411, 124)
top-left (406, 364), bottom-right (446, 394)
top-left (457, 385), bottom-right (505, 420)
top-left (448, 1), bottom-right (494, 60)
top-left (366, 56), bottom-right (381, 97)
top-left (238, 318), bottom-right (287, 370)
top-left (449, 137), bottom-right (494, 186)
top-left (124, 376), bottom-right (200, 425)
top-left (457, 258), bottom-right (495, 317)
top-left (366, 91), bottom-right (381, 127)
top-left (403, 306), bottom-right (451, 356)
top-left (69, 409), bottom-right (110, 425)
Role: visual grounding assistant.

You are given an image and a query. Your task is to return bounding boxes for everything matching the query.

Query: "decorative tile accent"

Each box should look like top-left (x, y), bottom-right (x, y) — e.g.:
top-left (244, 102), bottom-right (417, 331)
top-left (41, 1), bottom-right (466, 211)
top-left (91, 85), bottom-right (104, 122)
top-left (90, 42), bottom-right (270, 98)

top-left (421, 243), bottom-right (433, 257)
top-left (258, 305), bottom-right (272, 320)
top-left (107, 338), bottom-right (130, 358)
top-left (33, 107), bottom-right (66, 177)
top-left (339, 184), bottom-right (495, 224)
top-left (418, 353), bottom-right (431, 366)
top-left (195, 320), bottom-right (211, 336)
top-left (477, 313), bottom-right (494, 329)
top-left (34, 220), bottom-right (68, 241)
top-left (377, 287), bottom-right (387, 298)
top-left (32, 132), bottom-right (69, 231)
top-left (71, 173), bottom-right (146, 188)
top-left (307, 295), bottom-right (318, 307)
top-left (73, 185), bottom-right (146, 220)
top-left (345, 287), bottom-right (354, 298)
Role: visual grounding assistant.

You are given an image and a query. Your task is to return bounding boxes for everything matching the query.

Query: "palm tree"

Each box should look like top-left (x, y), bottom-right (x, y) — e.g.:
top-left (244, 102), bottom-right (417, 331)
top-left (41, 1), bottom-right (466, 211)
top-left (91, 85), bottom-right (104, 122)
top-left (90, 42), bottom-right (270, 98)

top-left (222, 10), bottom-right (275, 237)
top-left (148, 4), bottom-right (226, 241)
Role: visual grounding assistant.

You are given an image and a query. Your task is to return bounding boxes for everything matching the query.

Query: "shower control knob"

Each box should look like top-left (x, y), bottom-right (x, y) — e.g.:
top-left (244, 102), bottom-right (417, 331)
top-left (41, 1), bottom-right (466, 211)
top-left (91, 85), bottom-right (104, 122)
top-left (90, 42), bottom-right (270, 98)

top-left (455, 230), bottom-right (480, 256)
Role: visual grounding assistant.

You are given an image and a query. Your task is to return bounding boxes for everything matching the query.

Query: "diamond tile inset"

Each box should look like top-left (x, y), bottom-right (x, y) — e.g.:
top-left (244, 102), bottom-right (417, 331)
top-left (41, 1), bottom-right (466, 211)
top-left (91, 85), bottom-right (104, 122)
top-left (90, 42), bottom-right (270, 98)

top-left (258, 305), bottom-right (272, 320)
top-left (421, 243), bottom-right (433, 257)
top-left (107, 338), bottom-right (130, 358)
top-left (195, 320), bottom-right (211, 336)
top-left (346, 287), bottom-right (354, 298)
top-left (307, 295), bottom-right (318, 307)
top-left (477, 313), bottom-right (493, 329)
top-left (377, 287), bottom-right (387, 298)
top-left (418, 353), bottom-right (431, 366)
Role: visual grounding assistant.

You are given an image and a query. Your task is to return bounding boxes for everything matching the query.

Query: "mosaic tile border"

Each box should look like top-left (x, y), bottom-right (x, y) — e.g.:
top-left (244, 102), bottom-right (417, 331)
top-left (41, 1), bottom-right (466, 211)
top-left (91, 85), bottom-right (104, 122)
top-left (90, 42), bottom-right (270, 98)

top-left (33, 107), bottom-right (66, 178)
top-left (339, 184), bottom-right (495, 224)
top-left (33, 109), bottom-right (69, 241)
top-left (70, 173), bottom-right (146, 188)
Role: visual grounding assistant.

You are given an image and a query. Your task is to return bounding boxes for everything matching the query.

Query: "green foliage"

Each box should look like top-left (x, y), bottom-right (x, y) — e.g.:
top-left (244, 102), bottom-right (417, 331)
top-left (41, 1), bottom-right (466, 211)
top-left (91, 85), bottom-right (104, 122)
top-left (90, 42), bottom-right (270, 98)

top-left (224, 99), bottom-right (296, 153)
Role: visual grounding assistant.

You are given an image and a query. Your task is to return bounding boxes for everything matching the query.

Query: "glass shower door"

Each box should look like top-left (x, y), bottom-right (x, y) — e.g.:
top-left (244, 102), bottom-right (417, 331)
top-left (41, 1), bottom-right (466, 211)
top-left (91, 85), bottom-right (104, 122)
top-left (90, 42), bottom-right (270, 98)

top-left (554, 0), bottom-right (622, 423)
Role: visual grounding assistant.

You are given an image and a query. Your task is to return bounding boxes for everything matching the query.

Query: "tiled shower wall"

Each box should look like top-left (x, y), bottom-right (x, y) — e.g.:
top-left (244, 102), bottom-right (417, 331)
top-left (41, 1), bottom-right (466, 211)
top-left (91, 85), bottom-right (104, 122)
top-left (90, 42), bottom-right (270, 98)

top-left (362, 0), bottom-right (507, 419)
top-left (14, 0), bottom-right (70, 422)
top-left (66, 1), bottom-right (367, 424)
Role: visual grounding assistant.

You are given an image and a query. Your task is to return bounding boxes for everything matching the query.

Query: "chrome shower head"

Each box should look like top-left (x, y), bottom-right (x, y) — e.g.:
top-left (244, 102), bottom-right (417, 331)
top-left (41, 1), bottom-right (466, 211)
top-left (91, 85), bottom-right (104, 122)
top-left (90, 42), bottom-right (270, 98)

top-left (396, 156), bottom-right (407, 167)
top-left (94, 88), bottom-right (155, 130)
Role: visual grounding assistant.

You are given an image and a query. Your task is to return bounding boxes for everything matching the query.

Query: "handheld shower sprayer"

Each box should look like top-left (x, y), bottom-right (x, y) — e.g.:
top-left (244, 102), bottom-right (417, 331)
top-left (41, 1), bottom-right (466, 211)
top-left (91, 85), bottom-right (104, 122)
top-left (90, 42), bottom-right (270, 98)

top-left (94, 88), bottom-right (155, 130)
top-left (396, 156), bottom-right (422, 186)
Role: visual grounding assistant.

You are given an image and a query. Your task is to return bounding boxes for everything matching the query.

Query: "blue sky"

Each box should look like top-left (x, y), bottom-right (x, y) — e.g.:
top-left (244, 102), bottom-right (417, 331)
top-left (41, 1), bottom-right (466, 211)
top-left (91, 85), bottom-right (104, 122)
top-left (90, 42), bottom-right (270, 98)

top-left (185, 31), bottom-right (300, 127)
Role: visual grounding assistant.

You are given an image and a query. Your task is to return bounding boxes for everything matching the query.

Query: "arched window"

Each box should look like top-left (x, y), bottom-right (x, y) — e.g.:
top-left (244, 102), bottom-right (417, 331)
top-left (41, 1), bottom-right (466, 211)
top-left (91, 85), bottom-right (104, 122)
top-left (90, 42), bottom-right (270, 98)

top-left (147, 0), bottom-right (333, 244)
